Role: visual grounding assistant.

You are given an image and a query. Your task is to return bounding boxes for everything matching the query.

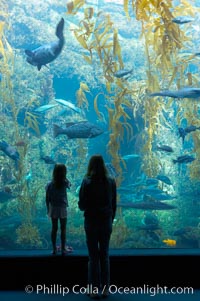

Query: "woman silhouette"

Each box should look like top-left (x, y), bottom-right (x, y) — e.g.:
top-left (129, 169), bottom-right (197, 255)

top-left (78, 155), bottom-right (117, 298)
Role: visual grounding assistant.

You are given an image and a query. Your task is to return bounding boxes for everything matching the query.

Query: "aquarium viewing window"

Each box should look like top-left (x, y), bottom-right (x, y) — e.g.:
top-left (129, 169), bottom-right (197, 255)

top-left (0, 0), bottom-right (200, 251)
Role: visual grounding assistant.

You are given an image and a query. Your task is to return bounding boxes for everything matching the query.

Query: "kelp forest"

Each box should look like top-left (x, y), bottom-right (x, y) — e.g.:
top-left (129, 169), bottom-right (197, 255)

top-left (0, 0), bottom-right (200, 250)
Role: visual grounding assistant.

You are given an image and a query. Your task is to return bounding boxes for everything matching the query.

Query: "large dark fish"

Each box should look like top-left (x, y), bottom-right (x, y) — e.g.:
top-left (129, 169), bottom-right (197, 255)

top-left (173, 155), bottom-right (195, 164)
top-left (151, 193), bottom-right (177, 201)
top-left (149, 87), bottom-right (200, 99)
top-left (0, 140), bottom-right (20, 161)
top-left (41, 156), bottom-right (56, 164)
top-left (25, 18), bottom-right (65, 71)
top-left (146, 178), bottom-right (159, 186)
top-left (118, 201), bottom-right (177, 210)
top-left (178, 125), bottom-right (200, 144)
top-left (157, 145), bottom-right (174, 152)
top-left (53, 121), bottom-right (104, 139)
top-left (185, 125), bottom-right (200, 133)
top-left (0, 190), bottom-right (16, 202)
top-left (156, 175), bottom-right (172, 185)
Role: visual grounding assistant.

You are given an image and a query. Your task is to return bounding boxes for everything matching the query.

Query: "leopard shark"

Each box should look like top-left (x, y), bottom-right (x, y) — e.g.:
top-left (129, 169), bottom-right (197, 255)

top-left (25, 18), bottom-right (64, 71)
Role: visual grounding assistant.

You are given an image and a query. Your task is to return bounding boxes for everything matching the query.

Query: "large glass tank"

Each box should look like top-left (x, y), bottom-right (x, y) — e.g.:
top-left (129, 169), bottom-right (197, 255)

top-left (0, 0), bottom-right (200, 251)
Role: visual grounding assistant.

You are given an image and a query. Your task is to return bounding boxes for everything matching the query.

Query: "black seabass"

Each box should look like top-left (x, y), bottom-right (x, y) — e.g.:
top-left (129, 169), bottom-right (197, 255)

top-left (25, 18), bottom-right (65, 70)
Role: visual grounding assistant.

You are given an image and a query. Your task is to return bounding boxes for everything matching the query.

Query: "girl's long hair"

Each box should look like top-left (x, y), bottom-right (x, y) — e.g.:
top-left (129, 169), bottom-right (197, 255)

top-left (86, 155), bottom-right (108, 180)
top-left (53, 163), bottom-right (67, 188)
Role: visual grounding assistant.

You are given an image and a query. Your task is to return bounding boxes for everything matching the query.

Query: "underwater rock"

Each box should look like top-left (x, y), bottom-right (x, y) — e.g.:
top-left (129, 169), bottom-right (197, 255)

top-left (139, 212), bottom-right (160, 230)
top-left (173, 227), bottom-right (191, 236)
top-left (143, 212), bottom-right (159, 226)
top-left (138, 224), bottom-right (160, 230)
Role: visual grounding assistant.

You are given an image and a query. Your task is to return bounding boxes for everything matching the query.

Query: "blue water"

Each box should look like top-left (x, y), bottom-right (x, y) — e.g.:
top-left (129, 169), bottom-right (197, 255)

top-left (0, 0), bottom-right (200, 251)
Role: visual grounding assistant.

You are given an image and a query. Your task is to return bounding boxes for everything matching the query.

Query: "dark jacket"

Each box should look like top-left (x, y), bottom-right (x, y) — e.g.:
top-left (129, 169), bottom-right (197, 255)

top-left (45, 179), bottom-right (71, 210)
top-left (78, 176), bottom-right (117, 221)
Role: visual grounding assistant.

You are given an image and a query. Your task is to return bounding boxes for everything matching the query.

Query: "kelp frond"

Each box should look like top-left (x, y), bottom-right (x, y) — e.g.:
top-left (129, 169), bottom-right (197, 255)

top-left (94, 92), bottom-right (104, 120)
top-left (66, 0), bottom-right (85, 15)
top-left (76, 82), bottom-right (90, 110)
top-left (24, 112), bottom-right (40, 137)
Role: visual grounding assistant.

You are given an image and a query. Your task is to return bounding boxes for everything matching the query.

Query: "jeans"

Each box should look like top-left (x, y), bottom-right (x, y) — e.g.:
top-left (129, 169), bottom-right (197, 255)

top-left (84, 217), bottom-right (112, 289)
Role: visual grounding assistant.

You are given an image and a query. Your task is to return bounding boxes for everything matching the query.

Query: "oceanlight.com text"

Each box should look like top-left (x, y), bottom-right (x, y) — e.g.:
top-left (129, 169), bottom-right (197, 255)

top-left (108, 284), bottom-right (194, 296)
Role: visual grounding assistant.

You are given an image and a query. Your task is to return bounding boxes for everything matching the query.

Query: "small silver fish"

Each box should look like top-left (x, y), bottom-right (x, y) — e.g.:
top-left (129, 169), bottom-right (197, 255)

top-left (172, 16), bottom-right (194, 24)
top-left (113, 68), bottom-right (133, 78)
top-left (34, 104), bottom-right (58, 113)
top-left (122, 154), bottom-right (140, 160)
top-left (54, 98), bottom-right (82, 114)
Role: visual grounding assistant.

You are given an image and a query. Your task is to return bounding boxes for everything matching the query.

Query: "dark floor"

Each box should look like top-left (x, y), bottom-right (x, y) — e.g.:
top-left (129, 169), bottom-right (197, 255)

top-left (0, 290), bottom-right (200, 301)
top-left (1, 249), bottom-right (199, 292)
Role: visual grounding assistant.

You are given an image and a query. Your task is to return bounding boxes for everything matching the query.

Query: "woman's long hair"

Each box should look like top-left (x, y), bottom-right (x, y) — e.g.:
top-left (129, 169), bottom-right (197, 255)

top-left (86, 155), bottom-right (108, 180)
top-left (53, 163), bottom-right (67, 188)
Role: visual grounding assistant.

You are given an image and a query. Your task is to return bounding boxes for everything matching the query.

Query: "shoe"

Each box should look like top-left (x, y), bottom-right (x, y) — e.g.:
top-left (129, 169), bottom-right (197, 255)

top-left (66, 245), bottom-right (73, 252)
top-left (56, 245), bottom-right (61, 252)
top-left (61, 248), bottom-right (72, 256)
